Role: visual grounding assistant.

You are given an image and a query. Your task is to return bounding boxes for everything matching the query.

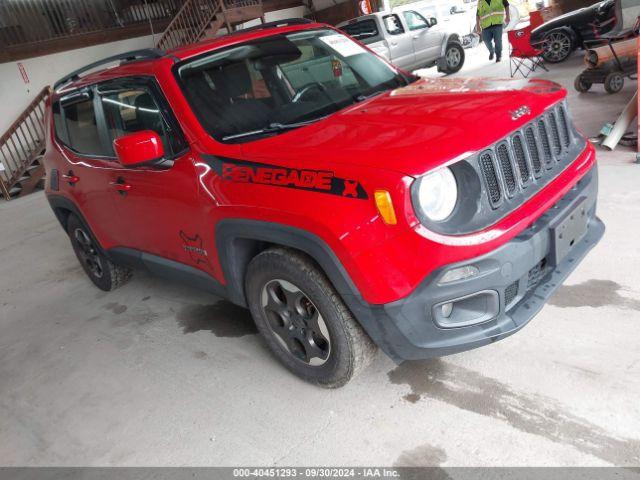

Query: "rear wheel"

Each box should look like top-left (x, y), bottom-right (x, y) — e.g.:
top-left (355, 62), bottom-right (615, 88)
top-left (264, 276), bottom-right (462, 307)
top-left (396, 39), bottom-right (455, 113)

top-left (67, 214), bottom-right (132, 291)
top-left (245, 248), bottom-right (376, 388)
top-left (604, 72), bottom-right (624, 94)
top-left (443, 42), bottom-right (465, 74)
top-left (574, 74), bottom-right (592, 93)
top-left (542, 30), bottom-right (574, 63)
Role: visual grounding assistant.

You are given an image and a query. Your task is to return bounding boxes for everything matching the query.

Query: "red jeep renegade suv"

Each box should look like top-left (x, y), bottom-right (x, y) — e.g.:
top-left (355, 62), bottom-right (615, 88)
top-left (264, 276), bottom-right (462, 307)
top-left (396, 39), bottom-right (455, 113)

top-left (44, 19), bottom-right (604, 387)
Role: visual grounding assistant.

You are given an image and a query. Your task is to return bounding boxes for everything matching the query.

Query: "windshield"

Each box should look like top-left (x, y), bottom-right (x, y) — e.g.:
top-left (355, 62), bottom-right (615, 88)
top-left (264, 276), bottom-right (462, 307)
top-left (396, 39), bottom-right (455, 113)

top-left (176, 28), bottom-right (412, 143)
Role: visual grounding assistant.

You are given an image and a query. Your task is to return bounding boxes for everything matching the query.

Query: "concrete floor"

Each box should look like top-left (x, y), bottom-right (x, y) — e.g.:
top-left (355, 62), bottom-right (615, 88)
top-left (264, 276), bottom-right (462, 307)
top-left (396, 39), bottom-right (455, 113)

top-left (1, 46), bottom-right (640, 467)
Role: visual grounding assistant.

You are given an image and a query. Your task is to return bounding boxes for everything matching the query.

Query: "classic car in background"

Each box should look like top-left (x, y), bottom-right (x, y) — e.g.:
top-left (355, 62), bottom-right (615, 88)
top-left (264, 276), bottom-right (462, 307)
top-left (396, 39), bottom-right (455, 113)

top-left (531, 0), bottom-right (616, 62)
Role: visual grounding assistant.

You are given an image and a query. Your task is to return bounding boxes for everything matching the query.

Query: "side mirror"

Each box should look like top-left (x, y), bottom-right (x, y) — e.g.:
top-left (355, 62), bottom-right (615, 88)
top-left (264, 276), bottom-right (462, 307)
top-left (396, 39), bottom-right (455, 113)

top-left (429, 17), bottom-right (438, 27)
top-left (113, 130), bottom-right (164, 167)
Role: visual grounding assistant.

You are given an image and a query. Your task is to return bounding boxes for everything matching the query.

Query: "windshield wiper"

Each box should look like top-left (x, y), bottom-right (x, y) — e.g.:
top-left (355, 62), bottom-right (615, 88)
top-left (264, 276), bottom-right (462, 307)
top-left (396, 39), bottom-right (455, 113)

top-left (222, 116), bottom-right (328, 141)
top-left (354, 90), bottom-right (387, 103)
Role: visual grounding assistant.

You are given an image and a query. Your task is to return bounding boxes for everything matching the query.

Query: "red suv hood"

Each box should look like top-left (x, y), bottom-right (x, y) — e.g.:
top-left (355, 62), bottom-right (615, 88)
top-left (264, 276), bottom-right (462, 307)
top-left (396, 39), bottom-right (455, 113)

top-left (240, 77), bottom-right (567, 177)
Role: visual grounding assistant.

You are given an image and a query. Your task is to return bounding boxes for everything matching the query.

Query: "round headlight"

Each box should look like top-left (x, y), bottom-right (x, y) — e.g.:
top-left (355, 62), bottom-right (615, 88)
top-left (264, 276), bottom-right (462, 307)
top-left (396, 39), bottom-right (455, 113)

top-left (415, 167), bottom-right (458, 222)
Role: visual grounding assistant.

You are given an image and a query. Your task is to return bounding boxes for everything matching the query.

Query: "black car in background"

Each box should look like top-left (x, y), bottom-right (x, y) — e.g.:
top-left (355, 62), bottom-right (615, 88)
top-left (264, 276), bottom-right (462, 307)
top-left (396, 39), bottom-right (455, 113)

top-left (531, 0), bottom-right (616, 62)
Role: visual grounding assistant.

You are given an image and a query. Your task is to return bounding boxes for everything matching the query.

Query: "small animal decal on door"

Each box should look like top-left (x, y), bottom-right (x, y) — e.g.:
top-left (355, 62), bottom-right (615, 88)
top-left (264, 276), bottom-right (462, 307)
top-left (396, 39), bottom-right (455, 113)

top-left (179, 231), bottom-right (211, 267)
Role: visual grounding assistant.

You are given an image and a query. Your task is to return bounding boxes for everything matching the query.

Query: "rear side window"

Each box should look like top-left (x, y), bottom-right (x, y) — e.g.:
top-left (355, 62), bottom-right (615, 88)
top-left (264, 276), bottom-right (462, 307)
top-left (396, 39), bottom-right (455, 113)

top-left (383, 14), bottom-right (404, 35)
top-left (341, 19), bottom-right (379, 40)
top-left (56, 96), bottom-right (108, 156)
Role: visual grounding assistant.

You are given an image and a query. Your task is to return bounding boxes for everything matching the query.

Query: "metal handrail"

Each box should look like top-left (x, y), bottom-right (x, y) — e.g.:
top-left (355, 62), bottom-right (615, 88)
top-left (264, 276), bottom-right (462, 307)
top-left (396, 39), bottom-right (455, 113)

top-left (155, 0), bottom-right (264, 50)
top-left (155, 0), bottom-right (225, 51)
top-left (0, 87), bottom-right (51, 200)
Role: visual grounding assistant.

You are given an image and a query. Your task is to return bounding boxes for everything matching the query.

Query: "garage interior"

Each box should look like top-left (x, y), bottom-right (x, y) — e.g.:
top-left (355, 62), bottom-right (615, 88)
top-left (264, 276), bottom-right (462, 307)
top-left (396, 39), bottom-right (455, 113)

top-left (1, 0), bottom-right (640, 470)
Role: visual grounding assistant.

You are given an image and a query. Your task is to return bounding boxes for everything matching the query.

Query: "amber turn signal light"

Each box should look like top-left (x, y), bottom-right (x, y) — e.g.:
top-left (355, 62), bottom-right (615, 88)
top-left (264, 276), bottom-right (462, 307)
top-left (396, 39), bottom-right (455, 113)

top-left (374, 190), bottom-right (397, 225)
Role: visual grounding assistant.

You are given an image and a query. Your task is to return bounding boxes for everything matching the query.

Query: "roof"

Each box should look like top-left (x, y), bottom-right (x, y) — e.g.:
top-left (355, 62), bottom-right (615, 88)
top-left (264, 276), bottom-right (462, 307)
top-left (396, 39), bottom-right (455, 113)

top-left (54, 19), bottom-right (328, 94)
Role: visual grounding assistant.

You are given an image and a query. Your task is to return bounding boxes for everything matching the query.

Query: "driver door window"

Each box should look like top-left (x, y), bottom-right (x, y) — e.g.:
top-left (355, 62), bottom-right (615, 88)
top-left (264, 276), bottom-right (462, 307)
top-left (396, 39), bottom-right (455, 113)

top-left (402, 10), bottom-right (429, 30)
top-left (403, 10), bottom-right (440, 63)
top-left (100, 85), bottom-right (186, 157)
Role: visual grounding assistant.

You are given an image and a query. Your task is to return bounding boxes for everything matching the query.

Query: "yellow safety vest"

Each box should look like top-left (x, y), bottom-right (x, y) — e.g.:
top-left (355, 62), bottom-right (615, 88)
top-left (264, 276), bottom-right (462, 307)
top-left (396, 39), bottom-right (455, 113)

top-left (478, 0), bottom-right (505, 29)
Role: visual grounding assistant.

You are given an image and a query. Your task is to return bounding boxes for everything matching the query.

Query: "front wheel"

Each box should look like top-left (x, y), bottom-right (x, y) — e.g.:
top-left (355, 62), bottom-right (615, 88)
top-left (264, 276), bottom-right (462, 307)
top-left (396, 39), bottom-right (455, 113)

top-left (442, 42), bottom-right (465, 74)
top-left (245, 248), bottom-right (377, 388)
top-left (542, 30), bottom-right (574, 63)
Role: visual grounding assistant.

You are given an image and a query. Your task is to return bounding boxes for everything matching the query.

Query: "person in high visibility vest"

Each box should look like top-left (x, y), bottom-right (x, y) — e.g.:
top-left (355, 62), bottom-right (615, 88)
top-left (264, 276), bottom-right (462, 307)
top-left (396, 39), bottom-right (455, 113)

top-left (476, 0), bottom-right (511, 62)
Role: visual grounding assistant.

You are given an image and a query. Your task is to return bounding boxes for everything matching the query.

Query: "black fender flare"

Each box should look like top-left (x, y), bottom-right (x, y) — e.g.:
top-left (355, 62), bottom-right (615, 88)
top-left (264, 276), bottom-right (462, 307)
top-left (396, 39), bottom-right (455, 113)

top-left (46, 195), bottom-right (109, 257)
top-left (215, 219), bottom-right (361, 307)
top-left (215, 218), bottom-right (405, 360)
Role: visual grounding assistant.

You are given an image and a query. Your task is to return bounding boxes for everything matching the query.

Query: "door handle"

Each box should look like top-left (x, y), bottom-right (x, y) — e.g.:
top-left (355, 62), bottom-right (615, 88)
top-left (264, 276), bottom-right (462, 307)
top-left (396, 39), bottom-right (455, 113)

top-left (412, 35), bottom-right (419, 39)
top-left (390, 41), bottom-right (398, 46)
top-left (62, 171), bottom-right (79, 185)
top-left (110, 179), bottom-right (132, 194)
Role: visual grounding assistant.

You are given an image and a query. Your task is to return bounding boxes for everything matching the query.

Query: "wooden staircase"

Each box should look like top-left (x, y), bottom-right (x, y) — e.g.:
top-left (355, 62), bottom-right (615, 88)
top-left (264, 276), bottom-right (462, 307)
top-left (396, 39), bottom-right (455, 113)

top-left (155, 0), bottom-right (264, 51)
top-left (0, 87), bottom-right (50, 201)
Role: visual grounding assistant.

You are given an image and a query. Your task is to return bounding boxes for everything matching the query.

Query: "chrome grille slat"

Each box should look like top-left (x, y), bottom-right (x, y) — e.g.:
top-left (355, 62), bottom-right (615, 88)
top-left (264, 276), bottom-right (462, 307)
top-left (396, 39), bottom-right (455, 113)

top-left (537, 119), bottom-right (553, 167)
top-left (558, 106), bottom-right (570, 148)
top-left (512, 134), bottom-right (530, 186)
top-left (548, 111), bottom-right (562, 156)
top-left (479, 151), bottom-right (501, 206)
top-left (524, 126), bottom-right (542, 177)
top-left (496, 142), bottom-right (517, 196)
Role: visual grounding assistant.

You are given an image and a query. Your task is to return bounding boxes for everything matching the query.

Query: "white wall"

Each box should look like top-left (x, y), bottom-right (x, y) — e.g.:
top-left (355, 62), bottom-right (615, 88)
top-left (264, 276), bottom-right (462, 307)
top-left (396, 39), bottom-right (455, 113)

top-left (0, 34), bottom-right (155, 134)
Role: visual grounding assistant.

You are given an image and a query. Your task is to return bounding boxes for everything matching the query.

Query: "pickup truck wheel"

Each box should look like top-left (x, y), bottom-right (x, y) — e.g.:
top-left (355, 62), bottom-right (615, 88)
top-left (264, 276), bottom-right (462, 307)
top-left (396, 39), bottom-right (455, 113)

top-left (542, 30), bottom-right (574, 63)
top-left (245, 248), bottom-right (377, 388)
top-left (67, 214), bottom-right (132, 291)
top-left (443, 42), bottom-right (464, 74)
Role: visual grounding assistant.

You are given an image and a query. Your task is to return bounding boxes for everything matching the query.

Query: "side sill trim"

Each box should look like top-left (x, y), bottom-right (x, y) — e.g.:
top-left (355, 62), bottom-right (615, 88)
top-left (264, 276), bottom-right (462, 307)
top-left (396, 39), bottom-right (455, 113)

top-left (108, 247), bottom-right (227, 298)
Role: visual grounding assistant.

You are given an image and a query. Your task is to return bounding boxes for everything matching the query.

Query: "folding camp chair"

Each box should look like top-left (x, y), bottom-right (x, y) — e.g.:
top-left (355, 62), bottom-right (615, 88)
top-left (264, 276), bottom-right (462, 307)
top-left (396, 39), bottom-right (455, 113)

top-left (508, 23), bottom-right (548, 78)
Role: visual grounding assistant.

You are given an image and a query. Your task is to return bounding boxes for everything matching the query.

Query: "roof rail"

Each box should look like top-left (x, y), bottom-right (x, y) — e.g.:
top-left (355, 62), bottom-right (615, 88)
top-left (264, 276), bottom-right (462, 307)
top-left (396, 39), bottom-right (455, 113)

top-left (235, 18), bottom-right (314, 35)
top-left (53, 48), bottom-right (165, 91)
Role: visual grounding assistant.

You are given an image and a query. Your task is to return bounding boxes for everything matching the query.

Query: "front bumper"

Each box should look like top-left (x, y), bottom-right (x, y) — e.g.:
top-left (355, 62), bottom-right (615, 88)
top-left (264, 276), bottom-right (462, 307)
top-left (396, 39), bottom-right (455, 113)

top-left (352, 165), bottom-right (604, 362)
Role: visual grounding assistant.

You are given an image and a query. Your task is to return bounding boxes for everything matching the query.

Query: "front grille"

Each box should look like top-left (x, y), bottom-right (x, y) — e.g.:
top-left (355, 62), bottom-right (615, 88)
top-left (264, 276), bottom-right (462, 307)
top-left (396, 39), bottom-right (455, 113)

top-left (479, 103), bottom-right (573, 210)
top-left (504, 281), bottom-right (519, 307)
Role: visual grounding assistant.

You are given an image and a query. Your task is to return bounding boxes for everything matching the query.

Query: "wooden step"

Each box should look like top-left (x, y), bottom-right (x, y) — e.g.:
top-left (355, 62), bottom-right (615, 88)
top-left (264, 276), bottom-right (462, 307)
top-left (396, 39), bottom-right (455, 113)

top-left (223, 5), bottom-right (263, 24)
top-left (16, 164), bottom-right (45, 198)
top-left (203, 17), bottom-right (225, 38)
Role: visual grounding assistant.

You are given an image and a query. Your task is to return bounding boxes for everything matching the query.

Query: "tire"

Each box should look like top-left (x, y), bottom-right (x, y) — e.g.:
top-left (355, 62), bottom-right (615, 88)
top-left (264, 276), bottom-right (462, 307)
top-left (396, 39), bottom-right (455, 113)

top-left (604, 72), bottom-right (624, 94)
top-left (67, 214), bottom-right (132, 291)
top-left (442, 42), bottom-right (465, 74)
top-left (574, 74), bottom-right (592, 93)
top-left (245, 248), bottom-right (377, 388)
top-left (542, 30), bottom-right (574, 63)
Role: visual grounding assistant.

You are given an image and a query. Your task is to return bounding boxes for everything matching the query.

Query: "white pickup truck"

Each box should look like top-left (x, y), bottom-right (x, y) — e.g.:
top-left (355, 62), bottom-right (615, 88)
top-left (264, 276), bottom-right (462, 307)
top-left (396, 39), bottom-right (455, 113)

top-left (337, 11), bottom-right (465, 74)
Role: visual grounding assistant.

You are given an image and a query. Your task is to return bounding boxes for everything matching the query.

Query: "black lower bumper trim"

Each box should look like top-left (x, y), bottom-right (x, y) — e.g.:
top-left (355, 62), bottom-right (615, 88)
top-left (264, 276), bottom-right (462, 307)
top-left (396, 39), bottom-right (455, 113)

top-left (349, 166), bottom-right (604, 362)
